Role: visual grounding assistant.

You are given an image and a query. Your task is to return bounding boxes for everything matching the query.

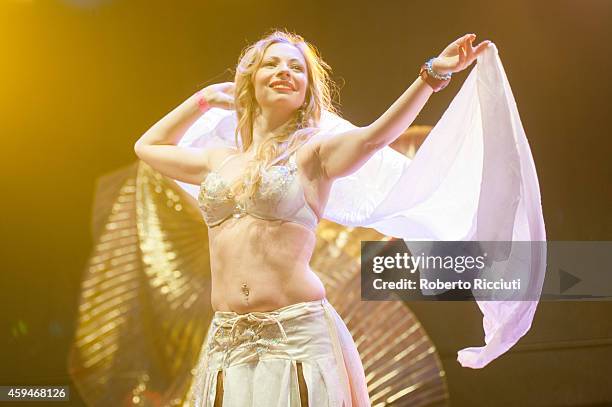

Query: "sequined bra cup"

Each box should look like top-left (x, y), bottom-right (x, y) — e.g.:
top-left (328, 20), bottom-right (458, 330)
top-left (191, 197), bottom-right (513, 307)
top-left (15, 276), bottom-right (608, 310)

top-left (198, 152), bottom-right (319, 231)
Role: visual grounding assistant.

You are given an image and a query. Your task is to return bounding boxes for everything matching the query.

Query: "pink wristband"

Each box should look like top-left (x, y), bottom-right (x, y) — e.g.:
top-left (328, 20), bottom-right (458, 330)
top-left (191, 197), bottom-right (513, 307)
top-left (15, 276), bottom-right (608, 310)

top-left (196, 90), bottom-right (210, 113)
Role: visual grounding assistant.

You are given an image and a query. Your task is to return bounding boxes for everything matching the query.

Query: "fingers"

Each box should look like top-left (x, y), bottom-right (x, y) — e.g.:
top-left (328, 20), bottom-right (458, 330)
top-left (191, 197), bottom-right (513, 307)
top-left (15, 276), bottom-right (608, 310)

top-left (474, 40), bottom-right (492, 55)
top-left (464, 34), bottom-right (492, 54)
top-left (458, 43), bottom-right (467, 66)
top-left (454, 34), bottom-right (474, 66)
top-left (465, 35), bottom-right (475, 57)
top-left (464, 34), bottom-right (492, 63)
top-left (448, 33), bottom-right (491, 71)
top-left (454, 33), bottom-right (472, 45)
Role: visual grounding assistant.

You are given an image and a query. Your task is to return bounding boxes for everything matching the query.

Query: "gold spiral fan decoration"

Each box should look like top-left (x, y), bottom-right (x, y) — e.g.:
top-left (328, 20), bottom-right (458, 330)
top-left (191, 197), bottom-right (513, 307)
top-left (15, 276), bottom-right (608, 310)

top-left (69, 161), bottom-right (213, 406)
top-left (70, 162), bottom-right (448, 406)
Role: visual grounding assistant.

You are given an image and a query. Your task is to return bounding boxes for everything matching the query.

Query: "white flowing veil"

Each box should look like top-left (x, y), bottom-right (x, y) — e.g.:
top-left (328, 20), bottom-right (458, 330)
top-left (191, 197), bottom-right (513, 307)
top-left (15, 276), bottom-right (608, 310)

top-left (175, 44), bottom-right (546, 369)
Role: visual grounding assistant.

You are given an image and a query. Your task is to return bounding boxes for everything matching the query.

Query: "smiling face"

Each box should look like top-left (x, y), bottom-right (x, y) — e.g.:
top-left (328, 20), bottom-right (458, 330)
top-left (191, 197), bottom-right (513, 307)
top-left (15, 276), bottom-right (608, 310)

top-left (253, 42), bottom-right (309, 114)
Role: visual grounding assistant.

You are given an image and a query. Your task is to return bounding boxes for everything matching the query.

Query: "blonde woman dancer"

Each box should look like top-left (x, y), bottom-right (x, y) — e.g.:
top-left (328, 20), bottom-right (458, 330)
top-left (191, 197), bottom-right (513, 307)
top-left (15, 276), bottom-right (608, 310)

top-left (135, 30), bottom-right (493, 406)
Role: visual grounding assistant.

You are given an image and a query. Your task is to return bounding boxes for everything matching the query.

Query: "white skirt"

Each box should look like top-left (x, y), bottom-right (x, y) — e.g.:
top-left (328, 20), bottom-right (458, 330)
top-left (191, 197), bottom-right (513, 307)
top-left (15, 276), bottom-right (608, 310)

top-left (190, 298), bottom-right (370, 407)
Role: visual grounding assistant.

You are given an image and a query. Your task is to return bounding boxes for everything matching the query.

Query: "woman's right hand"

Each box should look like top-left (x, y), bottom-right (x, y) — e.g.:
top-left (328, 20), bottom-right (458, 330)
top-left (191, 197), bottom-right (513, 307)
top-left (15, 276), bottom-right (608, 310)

top-left (198, 82), bottom-right (235, 110)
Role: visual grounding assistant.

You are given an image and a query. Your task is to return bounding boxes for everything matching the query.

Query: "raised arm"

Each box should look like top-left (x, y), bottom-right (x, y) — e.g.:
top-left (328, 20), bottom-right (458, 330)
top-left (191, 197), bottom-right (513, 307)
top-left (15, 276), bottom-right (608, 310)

top-left (316, 34), bottom-right (491, 180)
top-left (134, 82), bottom-right (235, 185)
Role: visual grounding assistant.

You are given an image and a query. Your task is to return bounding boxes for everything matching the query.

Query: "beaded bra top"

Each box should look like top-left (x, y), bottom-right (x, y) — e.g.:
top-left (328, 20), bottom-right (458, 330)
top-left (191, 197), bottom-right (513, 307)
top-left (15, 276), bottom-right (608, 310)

top-left (197, 151), bottom-right (319, 230)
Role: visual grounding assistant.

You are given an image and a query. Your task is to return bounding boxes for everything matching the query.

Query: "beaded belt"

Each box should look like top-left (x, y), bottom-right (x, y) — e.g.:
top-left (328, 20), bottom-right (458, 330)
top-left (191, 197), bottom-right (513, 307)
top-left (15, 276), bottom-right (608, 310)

top-left (208, 311), bottom-right (290, 367)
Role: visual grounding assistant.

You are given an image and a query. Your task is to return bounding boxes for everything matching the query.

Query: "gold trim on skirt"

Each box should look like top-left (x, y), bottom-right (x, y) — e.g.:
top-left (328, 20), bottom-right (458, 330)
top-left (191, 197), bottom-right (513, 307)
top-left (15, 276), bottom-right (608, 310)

top-left (190, 298), bottom-right (370, 407)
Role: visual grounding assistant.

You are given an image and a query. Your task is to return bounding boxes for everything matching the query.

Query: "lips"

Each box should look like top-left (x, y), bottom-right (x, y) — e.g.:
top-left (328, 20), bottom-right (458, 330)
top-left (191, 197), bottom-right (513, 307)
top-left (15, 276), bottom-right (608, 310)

top-left (269, 80), bottom-right (295, 91)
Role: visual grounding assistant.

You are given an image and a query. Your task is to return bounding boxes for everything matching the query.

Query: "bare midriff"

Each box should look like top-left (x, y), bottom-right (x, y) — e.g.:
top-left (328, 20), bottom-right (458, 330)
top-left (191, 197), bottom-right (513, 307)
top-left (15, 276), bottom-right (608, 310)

top-left (208, 215), bottom-right (325, 314)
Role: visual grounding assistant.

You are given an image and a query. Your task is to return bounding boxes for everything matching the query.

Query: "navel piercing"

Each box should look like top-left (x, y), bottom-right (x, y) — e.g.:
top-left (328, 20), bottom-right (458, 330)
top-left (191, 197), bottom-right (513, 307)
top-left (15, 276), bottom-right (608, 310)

top-left (241, 283), bottom-right (250, 304)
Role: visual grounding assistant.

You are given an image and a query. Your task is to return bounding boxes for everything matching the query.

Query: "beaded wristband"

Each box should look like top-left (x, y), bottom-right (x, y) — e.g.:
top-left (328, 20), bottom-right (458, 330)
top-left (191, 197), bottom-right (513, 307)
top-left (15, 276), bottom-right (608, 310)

top-left (425, 57), bottom-right (452, 81)
top-left (196, 90), bottom-right (210, 113)
top-left (419, 58), bottom-right (451, 92)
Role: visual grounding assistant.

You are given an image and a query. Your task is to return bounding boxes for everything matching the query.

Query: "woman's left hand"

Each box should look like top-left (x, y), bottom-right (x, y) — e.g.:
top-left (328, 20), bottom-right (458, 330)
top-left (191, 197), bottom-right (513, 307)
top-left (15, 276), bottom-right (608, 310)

top-left (432, 33), bottom-right (491, 75)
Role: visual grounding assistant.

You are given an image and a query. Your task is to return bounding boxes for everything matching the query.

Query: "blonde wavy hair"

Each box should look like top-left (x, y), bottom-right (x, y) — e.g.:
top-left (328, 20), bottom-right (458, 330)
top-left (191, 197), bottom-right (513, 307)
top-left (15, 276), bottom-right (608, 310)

top-left (230, 29), bottom-right (338, 202)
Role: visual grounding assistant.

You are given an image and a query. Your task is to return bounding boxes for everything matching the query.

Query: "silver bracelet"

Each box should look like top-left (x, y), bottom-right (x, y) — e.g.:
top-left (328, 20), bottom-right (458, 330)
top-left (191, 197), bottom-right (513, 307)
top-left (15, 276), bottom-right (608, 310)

top-left (425, 58), bottom-right (452, 81)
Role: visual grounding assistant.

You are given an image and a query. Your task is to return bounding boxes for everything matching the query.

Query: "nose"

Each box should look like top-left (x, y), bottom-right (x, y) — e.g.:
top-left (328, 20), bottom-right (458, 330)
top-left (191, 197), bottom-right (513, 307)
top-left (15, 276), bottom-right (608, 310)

top-left (275, 62), bottom-right (291, 78)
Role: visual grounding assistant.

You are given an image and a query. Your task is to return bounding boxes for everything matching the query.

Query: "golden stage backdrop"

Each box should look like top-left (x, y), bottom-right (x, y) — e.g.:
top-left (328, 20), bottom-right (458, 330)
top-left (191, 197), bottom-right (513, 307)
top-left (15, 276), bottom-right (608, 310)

top-left (69, 161), bottom-right (448, 407)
